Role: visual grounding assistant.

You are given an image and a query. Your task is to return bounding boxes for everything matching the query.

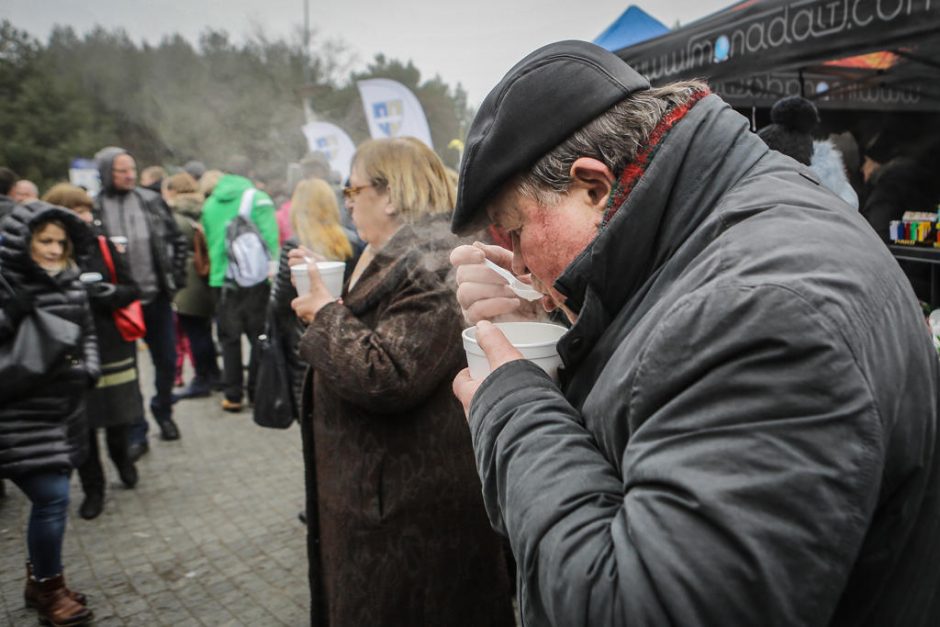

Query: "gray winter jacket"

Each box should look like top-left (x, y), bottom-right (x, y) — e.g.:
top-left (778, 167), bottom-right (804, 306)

top-left (469, 95), bottom-right (940, 626)
top-left (93, 148), bottom-right (187, 300)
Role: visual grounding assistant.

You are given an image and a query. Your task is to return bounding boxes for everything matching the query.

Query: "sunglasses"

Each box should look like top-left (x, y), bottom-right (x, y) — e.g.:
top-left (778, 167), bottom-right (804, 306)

top-left (342, 183), bottom-right (374, 200)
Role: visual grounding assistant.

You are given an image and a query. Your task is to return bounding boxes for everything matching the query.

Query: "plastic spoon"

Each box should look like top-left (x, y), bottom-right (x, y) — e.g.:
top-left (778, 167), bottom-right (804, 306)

top-left (483, 259), bottom-right (542, 301)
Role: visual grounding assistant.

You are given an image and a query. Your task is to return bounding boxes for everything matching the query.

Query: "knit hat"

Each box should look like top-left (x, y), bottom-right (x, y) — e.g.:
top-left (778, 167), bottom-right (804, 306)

top-left (757, 96), bottom-right (819, 166)
top-left (183, 160), bottom-right (207, 181)
top-left (451, 40), bottom-right (651, 235)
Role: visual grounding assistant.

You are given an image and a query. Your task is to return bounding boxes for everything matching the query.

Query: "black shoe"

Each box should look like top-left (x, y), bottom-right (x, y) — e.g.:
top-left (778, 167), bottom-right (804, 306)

top-left (127, 441), bottom-right (149, 463)
top-left (172, 381), bottom-right (211, 402)
top-left (207, 372), bottom-right (224, 392)
top-left (158, 419), bottom-right (181, 441)
top-left (79, 492), bottom-right (104, 520)
top-left (117, 462), bottom-right (138, 488)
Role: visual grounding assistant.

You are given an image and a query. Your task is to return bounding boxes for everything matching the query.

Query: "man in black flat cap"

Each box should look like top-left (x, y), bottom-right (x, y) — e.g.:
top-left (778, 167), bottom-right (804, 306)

top-left (450, 40), bottom-right (940, 626)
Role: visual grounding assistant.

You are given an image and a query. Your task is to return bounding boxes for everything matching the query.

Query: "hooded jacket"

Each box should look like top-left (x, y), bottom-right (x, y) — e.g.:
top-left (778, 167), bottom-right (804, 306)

top-left (469, 96), bottom-right (940, 626)
top-left (92, 147), bottom-right (187, 299)
top-left (200, 174), bottom-right (279, 288)
top-left (0, 202), bottom-right (100, 478)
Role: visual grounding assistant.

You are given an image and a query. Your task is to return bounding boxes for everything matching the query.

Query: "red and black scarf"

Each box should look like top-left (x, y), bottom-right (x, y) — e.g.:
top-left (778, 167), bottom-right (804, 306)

top-left (603, 87), bottom-right (711, 224)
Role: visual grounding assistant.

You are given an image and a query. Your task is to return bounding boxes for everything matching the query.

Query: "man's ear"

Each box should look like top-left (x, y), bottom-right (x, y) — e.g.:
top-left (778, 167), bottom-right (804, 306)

top-left (569, 157), bottom-right (615, 210)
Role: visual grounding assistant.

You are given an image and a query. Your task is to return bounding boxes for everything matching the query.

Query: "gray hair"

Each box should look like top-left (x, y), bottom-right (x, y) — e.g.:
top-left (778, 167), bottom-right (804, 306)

top-left (515, 80), bottom-right (709, 207)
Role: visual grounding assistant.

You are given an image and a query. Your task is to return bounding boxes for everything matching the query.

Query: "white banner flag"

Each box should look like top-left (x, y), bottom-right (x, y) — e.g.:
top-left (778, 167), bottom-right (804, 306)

top-left (357, 78), bottom-right (433, 148)
top-left (301, 121), bottom-right (357, 182)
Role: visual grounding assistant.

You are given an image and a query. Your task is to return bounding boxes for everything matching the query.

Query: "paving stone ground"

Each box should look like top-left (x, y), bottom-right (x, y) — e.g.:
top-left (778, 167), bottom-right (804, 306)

top-left (0, 353), bottom-right (309, 626)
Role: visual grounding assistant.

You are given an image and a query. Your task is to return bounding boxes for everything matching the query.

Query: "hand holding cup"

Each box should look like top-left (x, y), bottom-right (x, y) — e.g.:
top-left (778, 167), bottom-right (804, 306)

top-left (452, 321), bottom-right (524, 418)
top-left (289, 247), bottom-right (339, 324)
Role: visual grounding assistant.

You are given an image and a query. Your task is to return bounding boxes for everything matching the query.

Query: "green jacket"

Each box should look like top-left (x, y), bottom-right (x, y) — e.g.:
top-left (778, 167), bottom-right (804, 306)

top-left (201, 174), bottom-right (279, 288)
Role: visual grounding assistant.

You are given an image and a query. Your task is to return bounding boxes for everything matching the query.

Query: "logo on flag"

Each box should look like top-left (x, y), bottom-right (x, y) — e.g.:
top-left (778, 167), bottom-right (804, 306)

top-left (301, 121), bottom-right (357, 181)
top-left (372, 100), bottom-right (404, 137)
top-left (315, 135), bottom-right (339, 160)
top-left (357, 79), bottom-right (432, 147)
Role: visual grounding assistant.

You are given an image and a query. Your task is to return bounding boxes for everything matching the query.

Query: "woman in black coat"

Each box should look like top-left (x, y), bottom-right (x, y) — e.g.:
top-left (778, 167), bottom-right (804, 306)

top-left (0, 201), bottom-right (97, 626)
top-left (43, 183), bottom-right (144, 521)
top-left (264, 178), bottom-right (358, 418)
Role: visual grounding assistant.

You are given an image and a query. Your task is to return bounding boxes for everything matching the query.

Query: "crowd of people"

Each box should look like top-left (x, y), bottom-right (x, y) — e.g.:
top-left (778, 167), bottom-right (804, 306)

top-left (2, 38), bottom-right (940, 627)
top-left (0, 136), bottom-right (519, 626)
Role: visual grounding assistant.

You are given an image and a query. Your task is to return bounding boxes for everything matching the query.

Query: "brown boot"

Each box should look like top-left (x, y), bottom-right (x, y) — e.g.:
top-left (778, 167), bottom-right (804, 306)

top-left (25, 563), bottom-right (87, 607)
top-left (30, 574), bottom-right (92, 626)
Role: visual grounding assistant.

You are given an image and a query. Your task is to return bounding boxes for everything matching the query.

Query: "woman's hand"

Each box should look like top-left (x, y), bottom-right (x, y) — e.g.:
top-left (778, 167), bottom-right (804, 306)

top-left (290, 261), bottom-right (337, 324)
top-left (287, 246), bottom-right (326, 267)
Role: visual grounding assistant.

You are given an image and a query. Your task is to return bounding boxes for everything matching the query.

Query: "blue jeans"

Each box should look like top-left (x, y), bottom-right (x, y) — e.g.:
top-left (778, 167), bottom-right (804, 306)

top-left (130, 293), bottom-right (177, 444)
top-left (12, 471), bottom-right (71, 579)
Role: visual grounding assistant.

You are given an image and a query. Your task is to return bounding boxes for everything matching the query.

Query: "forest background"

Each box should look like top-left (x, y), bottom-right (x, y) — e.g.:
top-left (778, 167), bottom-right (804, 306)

top-left (0, 20), bottom-right (473, 190)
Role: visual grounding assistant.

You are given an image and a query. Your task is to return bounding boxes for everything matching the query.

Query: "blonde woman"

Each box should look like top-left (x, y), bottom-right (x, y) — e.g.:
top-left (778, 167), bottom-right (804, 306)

top-left (289, 178), bottom-right (354, 261)
top-left (289, 138), bottom-right (514, 626)
top-left (265, 178), bottom-right (356, 419)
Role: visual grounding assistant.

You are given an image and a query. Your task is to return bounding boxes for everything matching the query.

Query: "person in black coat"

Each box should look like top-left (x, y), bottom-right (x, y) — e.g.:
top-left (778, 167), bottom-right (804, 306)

top-left (0, 201), bottom-right (97, 626)
top-left (264, 178), bottom-right (359, 419)
top-left (44, 183), bottom-right (145, 520)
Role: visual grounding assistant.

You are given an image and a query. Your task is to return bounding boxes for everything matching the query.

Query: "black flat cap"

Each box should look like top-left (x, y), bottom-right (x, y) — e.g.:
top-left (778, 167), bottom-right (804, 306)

top-left (451, 40), bottom-right (650, 235)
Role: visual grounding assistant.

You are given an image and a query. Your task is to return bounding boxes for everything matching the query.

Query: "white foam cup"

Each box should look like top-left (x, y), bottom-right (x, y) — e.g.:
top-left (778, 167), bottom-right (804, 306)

top-left (291, 261), bottom-right (346, 298)
top-left (316, 261), bottom-right (346, 298)
top-left (291, 263), bottom-right (312, 296)
top-left (462, 322), bottom-right (567, 382)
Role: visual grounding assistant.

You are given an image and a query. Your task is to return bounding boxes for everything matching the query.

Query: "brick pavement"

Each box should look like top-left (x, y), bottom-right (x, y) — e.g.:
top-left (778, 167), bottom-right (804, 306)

top-left (0, 355), bottom-right (309, 626)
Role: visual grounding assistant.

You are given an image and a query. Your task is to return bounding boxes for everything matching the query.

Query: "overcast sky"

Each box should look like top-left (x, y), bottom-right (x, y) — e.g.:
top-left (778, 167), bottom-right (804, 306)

top-left (2, 0), bottom-right (730, 106)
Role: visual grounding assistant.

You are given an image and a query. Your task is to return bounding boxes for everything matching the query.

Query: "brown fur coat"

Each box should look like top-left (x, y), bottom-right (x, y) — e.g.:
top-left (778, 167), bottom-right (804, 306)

top-left (298, 214), bottom-right (514, 627)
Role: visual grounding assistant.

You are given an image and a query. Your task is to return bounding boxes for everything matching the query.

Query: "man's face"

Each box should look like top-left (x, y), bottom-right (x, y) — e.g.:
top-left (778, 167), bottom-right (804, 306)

top-left (12, 180), bottom-right (38, 203)
top-left (112, 154), bottom-right (137, 191)
top-left (490, 187), bottom-right (603, 320)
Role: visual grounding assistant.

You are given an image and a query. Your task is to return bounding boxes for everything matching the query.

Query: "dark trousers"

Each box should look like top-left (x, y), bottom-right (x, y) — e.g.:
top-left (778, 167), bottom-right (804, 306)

top-left (130, 293), bottom-right (177, 444)
top-left (12, 471), bottom-right (71, 579)
top-left (77, 426), bottom-right (130, 494)
top-left (216, 283), bottom-right (269, 403)
top-left (178, 313), bottom-right (221, 383)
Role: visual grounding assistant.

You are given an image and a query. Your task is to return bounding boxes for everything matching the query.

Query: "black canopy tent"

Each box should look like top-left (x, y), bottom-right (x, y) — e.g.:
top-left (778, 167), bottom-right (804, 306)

top-left (615, 0), bottom-right (940, 111)
top-left (616, 0), bottom-right (940, 307)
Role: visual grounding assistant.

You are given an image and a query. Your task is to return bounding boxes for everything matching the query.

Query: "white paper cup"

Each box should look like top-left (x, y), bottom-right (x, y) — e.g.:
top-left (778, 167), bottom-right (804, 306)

top-left (291, 261), bottom-right (346, 298)
top-left (291, 263), bottom-right (312, 296)
top-left (462, 322), bottom-right (567, 382)
top-left (316, 261), bottom-right (346, 298)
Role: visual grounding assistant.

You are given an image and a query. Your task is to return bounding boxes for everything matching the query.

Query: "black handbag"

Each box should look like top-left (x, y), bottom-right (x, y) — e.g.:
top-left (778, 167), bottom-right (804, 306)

top-left (0, 273), bottom-right (82, 400)
top-left (252, 314), bottom-right (296, 429)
